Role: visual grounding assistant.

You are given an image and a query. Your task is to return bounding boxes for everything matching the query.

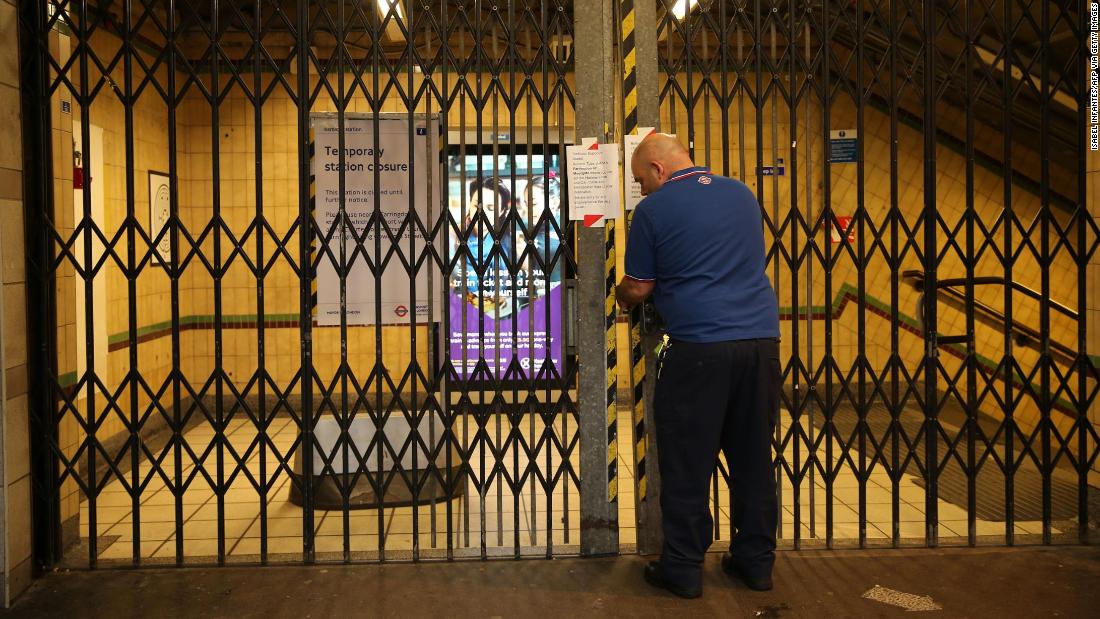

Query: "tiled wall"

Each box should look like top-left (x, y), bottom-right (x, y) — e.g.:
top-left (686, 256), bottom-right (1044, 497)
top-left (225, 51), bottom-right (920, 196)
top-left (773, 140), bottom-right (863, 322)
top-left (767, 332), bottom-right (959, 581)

top-left (819, 99), bottom-right (1079, 436)
top-left (59, 63), bottom-right (578, 490)
top-left (174, 71), bottom-right (574, 390)
top-left (651, 75), bottom-right (1083, 436)
top-left (0, 0), bottom-right (32, 604)
top-left (47, 28), bottom-right (178, 550)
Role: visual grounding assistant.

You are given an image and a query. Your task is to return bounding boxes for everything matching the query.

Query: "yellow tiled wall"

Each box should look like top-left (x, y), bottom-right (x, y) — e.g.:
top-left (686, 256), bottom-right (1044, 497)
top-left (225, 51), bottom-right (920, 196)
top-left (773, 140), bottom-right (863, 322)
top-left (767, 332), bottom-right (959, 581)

top-left (646, 74), bottom-right (1083, 436)
top-left (0, 0), bottom-right (33, 603)
top-left (55, 29), bottom-right (176, 528)
top-left (175, 70), bottom-right (575, 390)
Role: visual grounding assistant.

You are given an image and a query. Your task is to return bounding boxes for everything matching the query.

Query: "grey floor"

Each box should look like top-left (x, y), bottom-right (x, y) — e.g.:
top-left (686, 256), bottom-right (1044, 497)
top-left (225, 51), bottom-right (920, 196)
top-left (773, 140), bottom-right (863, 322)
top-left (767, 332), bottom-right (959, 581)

top-left (6, 545), bottom-right (1100, 618)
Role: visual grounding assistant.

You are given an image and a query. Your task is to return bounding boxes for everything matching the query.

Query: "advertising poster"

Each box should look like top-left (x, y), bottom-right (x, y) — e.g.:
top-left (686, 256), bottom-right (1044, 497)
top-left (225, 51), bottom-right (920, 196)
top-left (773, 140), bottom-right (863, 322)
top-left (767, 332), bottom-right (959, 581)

top-left (445, 151), bottom-right (564, 381)
top-left (311, 114), bottom-right (441, 326)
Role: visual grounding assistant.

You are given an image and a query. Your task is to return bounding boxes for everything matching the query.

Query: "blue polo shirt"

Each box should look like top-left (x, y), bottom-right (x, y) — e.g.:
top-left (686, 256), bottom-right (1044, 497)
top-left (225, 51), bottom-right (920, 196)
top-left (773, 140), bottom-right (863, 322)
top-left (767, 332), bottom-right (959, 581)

top-left (624, 166), bottom-right (779, 343)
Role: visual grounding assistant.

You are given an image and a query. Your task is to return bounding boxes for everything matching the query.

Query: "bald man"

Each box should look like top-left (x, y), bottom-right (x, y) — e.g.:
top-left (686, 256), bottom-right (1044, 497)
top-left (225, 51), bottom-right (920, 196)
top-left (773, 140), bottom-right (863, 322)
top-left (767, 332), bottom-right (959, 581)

top-left (616, 134), bottom-right (780, 598)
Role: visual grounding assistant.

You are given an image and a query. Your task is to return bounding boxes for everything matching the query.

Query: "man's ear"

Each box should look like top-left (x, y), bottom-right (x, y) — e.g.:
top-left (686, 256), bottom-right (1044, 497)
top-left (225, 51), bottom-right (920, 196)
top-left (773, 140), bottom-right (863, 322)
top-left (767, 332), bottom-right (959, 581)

top-left (652, 159), bottom-right (666, 180)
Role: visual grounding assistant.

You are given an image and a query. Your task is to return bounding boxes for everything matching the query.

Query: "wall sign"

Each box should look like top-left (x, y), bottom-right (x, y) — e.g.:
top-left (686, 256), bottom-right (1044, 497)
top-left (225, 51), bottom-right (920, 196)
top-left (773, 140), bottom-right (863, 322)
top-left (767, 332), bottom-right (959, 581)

top-left (829, 215), bottom-right (855, 244)
top-left (310, 113), bottom-right (442, 326)
top-left (829, 129), bottom-right (858, 163)
top-left (148, 170), bottom-right (171, 265)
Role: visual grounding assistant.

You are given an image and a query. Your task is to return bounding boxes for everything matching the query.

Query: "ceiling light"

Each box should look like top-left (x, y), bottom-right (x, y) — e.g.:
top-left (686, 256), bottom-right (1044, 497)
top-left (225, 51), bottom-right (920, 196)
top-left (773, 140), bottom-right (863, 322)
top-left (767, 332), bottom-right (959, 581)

top-left (671, 0), bottom-right (698, 20)
top-left (376, 0), bottom-right (404, 21)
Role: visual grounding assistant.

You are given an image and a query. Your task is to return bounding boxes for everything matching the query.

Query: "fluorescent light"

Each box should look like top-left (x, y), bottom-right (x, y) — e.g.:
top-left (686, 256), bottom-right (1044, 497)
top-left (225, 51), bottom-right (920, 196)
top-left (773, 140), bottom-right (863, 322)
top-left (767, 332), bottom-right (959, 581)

top-left (376, 0), bottom-right (404, 20)
top-left (671, 0), bottom-right (698, 20)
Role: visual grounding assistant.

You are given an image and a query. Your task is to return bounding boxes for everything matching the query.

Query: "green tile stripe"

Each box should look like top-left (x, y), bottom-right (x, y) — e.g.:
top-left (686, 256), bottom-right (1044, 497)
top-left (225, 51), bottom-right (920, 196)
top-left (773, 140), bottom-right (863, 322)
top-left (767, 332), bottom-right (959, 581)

top-left (98, 288), bottom-right (1086, 413)
top-left (108, 314), bottom-right (300, 346)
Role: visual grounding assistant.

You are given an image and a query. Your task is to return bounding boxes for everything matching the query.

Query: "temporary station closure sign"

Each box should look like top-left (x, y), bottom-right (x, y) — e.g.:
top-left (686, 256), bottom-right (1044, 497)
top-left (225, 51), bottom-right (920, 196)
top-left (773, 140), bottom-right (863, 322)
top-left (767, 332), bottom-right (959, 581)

top-left (311, 113), bottom-right (441, 326)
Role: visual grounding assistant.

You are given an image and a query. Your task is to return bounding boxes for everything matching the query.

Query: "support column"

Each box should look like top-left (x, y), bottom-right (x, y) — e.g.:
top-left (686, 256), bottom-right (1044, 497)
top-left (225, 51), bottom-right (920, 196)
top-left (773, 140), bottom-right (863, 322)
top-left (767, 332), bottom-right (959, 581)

top-left (620, 0), bottom-right (664, 556)
top-left (575, 0), bottom-right (619, 556)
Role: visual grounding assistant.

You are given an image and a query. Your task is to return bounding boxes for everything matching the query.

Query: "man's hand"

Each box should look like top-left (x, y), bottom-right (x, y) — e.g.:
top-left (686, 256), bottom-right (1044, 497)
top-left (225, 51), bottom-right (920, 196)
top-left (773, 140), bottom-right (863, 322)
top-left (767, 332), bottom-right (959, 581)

top-left (615, 277), bottom-right (655, 312)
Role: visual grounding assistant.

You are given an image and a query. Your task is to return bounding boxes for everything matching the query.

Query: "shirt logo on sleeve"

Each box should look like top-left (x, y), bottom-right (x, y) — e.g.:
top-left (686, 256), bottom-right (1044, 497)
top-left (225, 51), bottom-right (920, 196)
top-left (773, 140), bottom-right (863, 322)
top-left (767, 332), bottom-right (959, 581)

top-left (698, 176), bottom-right (712, 185)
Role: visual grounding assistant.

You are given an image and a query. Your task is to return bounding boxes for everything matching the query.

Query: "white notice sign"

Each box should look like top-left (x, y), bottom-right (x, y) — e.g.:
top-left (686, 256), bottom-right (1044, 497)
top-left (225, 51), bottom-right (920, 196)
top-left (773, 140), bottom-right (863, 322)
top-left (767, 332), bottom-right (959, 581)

top-left (566, 141), bottom-right (621, 227)
top-left (624, 127), bottom-right (656, 210)
top-left (311, 113), bottom-right (442, 326)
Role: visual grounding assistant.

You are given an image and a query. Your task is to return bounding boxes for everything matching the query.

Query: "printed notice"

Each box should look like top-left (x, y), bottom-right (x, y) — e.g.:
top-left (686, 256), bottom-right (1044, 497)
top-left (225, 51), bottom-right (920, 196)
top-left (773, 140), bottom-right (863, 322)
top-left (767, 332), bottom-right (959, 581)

top-left (566, 141), bottom-right (621, 227)
top-left (829, 129), bottom-right (858, 163)
top-left (310, 113), bottom-right (441, 325)
top-left (624, 127), bottom-right (657, 210)
top-left (1091, 2), bottom-right (1098, 150)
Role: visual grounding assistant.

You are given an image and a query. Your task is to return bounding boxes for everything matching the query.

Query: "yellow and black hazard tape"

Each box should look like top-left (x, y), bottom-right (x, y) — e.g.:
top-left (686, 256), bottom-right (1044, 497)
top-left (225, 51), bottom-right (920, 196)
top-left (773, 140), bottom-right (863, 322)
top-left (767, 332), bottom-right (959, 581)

top-left (621, 0), bottom-right (639, 134)
top-left (605, 219), bottom-right (618, 504)
top-left (620, 0), bottom-right (648, 502)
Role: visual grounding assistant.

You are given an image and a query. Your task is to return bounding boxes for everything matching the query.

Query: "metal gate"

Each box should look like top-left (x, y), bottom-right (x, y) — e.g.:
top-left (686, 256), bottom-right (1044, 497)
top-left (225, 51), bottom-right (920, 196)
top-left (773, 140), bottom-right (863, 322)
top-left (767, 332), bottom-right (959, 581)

top-left (654, 0), bottom-right (1098, 547)
top-left (21, 0), bottom-right (589, 566)
top-left (17, 0), bottom-right (1098, 570)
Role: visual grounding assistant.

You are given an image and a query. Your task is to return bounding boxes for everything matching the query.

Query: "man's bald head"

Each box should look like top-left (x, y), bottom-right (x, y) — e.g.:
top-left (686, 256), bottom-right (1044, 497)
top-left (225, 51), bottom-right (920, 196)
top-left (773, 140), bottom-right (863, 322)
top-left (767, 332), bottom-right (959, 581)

top-left (630, 133), bottom-right (695, 197)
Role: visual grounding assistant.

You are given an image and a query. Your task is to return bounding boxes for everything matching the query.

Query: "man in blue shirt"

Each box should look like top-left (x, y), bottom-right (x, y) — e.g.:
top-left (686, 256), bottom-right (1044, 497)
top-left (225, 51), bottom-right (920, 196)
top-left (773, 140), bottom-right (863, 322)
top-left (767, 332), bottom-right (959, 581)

top-left (616, 133), bottom-right (780, 598)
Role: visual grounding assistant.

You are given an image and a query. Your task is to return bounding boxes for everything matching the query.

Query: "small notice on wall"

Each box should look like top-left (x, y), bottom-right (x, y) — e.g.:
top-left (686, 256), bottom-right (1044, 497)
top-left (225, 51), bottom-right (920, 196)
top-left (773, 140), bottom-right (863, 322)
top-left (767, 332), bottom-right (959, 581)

top-left (829, 129), bottom-right (858, 163)
top-left (566, 139), bottom-right (621, 227)
top-left (829, 215), bottom-right (855, 244)
top-left (757, 158), bottom-right (786, 176)
top-left (624, 127), bottom-right (656, 210)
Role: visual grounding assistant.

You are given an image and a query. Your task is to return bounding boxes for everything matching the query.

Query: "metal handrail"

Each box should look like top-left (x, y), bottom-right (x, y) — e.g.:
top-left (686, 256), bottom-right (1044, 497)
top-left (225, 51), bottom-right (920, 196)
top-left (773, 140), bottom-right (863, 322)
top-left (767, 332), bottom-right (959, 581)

top-left (901, 270), bottom-right (1079, 364)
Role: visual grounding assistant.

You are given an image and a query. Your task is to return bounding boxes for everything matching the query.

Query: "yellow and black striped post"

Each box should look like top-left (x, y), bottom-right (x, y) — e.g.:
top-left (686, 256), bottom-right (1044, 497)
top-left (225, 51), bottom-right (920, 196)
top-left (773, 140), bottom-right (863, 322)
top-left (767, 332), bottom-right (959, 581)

top-left (606, 220), bottom-right (618, 503)
top-left (620, 0), bottom-right (648, 503)
top-left (619, 0), bottom-right (664, 556)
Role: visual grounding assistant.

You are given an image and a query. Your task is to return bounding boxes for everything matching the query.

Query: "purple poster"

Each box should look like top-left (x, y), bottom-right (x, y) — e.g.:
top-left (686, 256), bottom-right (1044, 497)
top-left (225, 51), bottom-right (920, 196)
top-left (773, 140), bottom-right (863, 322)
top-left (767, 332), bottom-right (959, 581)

top-left (446, 151), bottom-right (563, 381)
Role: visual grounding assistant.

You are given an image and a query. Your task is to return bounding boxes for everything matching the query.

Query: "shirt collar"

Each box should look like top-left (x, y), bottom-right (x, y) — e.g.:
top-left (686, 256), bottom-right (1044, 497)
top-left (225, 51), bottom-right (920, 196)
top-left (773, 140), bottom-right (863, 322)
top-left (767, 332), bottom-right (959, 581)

top-left (666, 166), bottom-right (710, 183)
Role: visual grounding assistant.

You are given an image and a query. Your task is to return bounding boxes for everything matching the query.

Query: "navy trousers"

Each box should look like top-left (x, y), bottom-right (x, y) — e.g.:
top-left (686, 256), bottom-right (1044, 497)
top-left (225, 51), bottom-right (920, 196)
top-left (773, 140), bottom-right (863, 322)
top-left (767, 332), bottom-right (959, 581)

top-left (653, 337), bottom-right (780, 589)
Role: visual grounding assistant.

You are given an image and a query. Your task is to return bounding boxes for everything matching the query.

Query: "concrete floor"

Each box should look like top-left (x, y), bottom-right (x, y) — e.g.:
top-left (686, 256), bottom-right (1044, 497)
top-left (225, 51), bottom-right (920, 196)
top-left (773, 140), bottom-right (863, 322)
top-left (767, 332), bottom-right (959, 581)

top-left (4, 546), bottom-right (1098, 618)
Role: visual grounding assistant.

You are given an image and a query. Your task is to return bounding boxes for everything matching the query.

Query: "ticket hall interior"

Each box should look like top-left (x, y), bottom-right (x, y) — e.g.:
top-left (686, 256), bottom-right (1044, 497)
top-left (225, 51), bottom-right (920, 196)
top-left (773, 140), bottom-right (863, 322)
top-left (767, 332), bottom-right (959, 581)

top-left (0, 0), bottom-right (1096, 604)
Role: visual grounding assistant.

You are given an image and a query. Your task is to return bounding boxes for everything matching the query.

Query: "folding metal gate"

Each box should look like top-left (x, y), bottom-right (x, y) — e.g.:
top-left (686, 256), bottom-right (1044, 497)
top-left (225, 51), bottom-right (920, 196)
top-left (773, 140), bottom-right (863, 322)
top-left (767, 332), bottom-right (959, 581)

top-left (17, 0), bottom-right (1098, 570)
top-left (21, 0), bottom-right (587, 566)
top-left (654, 0), bottom-right (1098, 547)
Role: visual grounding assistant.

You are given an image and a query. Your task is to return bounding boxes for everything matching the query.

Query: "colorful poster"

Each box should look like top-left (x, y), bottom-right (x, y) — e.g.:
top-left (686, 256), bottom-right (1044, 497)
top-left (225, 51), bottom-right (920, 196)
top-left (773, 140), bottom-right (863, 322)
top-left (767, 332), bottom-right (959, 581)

top-left (445, 151), bottom-right (564, 381)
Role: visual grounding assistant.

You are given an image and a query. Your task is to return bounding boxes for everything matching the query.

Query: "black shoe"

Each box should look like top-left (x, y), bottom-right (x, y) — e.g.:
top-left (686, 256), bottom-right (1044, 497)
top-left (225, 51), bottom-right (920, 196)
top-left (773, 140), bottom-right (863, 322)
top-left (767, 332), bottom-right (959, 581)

top-left (643, 561), bottom-right (702, 599)
top-left (721, 553), bottom-right (773, 591)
